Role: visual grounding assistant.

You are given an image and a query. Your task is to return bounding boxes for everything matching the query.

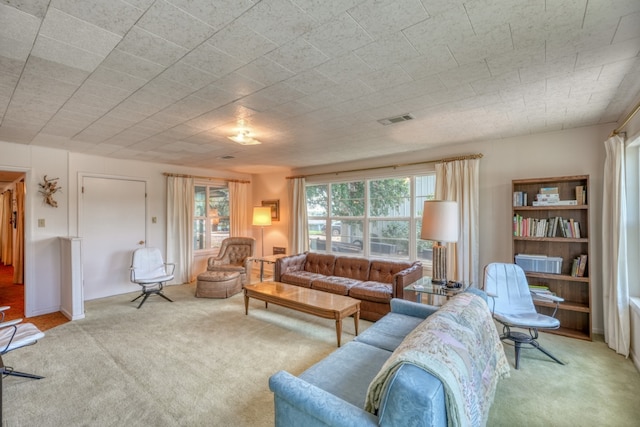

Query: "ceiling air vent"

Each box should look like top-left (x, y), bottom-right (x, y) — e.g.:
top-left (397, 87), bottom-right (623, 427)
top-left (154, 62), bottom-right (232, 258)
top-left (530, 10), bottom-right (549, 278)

top-left (219, 155), bottom-right (235, 160)
top-left (377, 113), bottom-right (414, 126)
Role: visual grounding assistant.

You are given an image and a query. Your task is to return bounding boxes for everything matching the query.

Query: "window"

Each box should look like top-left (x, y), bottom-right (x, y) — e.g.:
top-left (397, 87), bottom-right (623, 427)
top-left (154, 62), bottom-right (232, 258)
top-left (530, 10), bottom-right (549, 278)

top-left (306, 174), bottom-right (436, 261)
top-left (194, 184), bottom-right (229, 251)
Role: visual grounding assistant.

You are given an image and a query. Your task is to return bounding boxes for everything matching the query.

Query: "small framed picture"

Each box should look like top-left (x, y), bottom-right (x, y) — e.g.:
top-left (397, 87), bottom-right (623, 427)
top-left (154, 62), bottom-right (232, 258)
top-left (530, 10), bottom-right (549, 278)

top-left (262, 199), bottom-right (280, 221)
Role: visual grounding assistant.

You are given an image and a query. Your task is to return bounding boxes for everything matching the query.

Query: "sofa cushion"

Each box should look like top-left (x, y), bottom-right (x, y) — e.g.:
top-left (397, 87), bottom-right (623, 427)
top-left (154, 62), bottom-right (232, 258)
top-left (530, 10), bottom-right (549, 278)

top-left (304, 253), bottom-right (336, 275)
top-left (333, 257), bottom-right (371, 281)
top-left (280, 271), bottom-right (325, 288)
top-left (311, 276), bottom-right (360, 295)
top-left (299, 341), bottom-right (391, 409)
top-left (368, 260), bottom-right (412, 284)
top-left (349, 281), bottom-right (392, 303)
top-left (354, 312), bottom-right (424, 352)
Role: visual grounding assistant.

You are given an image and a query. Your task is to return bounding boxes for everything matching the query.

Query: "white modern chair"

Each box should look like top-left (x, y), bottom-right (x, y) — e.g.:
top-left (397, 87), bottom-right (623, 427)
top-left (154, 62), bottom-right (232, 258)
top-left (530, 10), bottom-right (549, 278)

top-left (483, 262), bottom-right (565, 369)
top-left (0, 306), bottom-right (45, 379)
top-left (130, 247), bottom-right (175, 309)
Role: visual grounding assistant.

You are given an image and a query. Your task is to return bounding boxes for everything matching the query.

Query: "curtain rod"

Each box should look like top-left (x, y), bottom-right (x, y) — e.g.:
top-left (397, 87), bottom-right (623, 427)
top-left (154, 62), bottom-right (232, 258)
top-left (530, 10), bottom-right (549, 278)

top-left (286, 153), bottom-right (483, 179)
top-left (163, 172), bottom-right (250, 184)
top-left (610, 99), bottom-right (640, 137)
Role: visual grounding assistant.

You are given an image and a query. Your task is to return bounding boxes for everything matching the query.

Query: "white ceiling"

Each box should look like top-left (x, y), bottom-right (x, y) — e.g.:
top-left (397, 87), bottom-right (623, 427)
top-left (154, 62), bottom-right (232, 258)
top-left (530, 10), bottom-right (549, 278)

top-left (1, 0), bottom-right (639, 174)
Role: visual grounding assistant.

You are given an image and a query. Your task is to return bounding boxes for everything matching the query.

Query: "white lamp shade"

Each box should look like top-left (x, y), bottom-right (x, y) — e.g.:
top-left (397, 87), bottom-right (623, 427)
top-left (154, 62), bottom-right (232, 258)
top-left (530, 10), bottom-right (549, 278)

top-left (421, 200), bottom-right (459, 242)
top-left (252, 206), bottom-right (272, 226)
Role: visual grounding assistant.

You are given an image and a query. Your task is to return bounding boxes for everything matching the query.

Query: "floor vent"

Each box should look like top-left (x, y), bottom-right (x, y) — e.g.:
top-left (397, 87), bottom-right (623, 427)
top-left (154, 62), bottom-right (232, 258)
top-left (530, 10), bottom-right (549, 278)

top-left (377, 113), bottom-right (414, 125)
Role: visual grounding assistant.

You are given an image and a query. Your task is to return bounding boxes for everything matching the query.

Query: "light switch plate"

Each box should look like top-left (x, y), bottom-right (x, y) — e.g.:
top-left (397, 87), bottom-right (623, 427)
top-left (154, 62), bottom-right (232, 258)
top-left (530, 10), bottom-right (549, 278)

top-left (38, 218), bottom-right (45, 227)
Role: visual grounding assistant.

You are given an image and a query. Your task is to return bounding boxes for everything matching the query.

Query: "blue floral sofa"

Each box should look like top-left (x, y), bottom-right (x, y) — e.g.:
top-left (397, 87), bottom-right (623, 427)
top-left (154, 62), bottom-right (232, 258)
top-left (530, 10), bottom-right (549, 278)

top-left (269, 291), bottom-right (509, 426)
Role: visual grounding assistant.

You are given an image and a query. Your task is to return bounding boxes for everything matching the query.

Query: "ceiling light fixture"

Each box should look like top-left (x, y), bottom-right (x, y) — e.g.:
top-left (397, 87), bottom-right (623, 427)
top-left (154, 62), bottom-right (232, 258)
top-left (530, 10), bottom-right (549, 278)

top-left (228, 130), bottom-right (261, 145)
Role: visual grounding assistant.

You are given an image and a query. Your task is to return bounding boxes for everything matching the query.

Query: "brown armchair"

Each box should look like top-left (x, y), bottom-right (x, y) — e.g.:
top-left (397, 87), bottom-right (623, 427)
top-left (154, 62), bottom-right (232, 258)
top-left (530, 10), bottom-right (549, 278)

top-left (207, 237), bottom-right (255, 285)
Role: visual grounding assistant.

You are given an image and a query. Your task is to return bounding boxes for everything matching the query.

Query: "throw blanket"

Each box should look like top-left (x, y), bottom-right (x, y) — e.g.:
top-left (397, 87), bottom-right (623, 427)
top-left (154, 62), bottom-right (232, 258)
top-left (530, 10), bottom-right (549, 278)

top-left (365, 293), bottom-right (510, 426)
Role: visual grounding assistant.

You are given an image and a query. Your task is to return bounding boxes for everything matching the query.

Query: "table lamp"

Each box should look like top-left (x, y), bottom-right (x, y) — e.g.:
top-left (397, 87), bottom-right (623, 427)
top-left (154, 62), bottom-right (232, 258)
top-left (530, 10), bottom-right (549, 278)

top-left (420, 200), bottom-right (459, 284)
top-left (252, 206), bottom-right (272, 257)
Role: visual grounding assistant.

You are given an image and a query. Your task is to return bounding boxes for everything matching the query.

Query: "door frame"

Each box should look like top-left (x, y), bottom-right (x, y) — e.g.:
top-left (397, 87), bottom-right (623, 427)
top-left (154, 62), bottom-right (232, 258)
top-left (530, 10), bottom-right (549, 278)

top-left (78, 173), bottom-right (149, 298)
top-left (0, 167), bottom-right (32, 316)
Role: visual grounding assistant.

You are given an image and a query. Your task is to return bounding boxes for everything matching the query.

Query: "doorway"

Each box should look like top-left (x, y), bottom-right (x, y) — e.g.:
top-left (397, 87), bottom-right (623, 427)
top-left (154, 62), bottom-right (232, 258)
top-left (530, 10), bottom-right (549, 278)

top-left (80, 176), bottom-right (147, 300)
top-left (0, 171), bottom-right (26, 319)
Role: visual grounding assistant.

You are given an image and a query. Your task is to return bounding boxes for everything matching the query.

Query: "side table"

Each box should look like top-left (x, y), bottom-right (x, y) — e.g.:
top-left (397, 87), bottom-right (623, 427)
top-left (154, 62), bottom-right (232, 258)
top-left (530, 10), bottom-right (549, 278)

top-left (251, 254), bottom-right (287, 282)
top-left (404, 276), bottom-right (469, 304)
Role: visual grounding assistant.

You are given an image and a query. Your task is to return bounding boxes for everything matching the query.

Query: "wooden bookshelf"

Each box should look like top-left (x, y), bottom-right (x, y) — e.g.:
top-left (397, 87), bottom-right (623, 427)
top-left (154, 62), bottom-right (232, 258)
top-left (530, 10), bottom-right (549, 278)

top-left (512, 175), bottom-right (592, 340)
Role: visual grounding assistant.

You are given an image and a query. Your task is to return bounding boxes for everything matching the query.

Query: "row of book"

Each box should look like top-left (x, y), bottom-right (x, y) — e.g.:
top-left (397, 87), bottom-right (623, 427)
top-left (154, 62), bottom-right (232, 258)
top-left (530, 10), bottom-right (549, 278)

top-left (571, 254), bottom-right (588, 277)
top-left (512, 185), bottom-right (586, 207)
top-left (513, 215), bottom-right (582, 238)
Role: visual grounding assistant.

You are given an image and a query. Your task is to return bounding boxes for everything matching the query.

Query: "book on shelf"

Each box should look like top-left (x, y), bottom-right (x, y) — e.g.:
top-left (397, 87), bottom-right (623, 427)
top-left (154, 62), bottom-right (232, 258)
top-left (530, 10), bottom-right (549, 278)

top-left (513, 191), bottom-right (527, 206)
top-left (536, 193), bottom-right (560, 202)
top-left (575, 185), bottom-right (587, 205)
top-left (532, 200), bottom-right (578, 206)
top-left (539, 187), bottom-right (559, 194)
top-left (577, 254), bottom-right (588, 277)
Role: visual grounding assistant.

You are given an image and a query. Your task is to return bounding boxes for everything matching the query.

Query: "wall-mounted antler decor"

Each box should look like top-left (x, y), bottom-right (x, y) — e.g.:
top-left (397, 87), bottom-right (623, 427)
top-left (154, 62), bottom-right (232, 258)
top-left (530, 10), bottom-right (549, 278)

top-left (39, 175), bottom-right (61, 207)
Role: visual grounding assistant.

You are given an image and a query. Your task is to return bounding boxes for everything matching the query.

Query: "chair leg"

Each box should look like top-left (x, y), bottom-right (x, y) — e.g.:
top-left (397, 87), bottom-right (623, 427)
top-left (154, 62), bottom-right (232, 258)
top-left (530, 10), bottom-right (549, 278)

top-left (514, 341), bottom-right (522, 370)
top-left (136, 293), bottom-right (151, 309)
top-left (531, 340), bottom-right (565, 366)
top-left (157, 292), bottom-right (173, 303)
top-left (2, 366), bottom-right (44, 380)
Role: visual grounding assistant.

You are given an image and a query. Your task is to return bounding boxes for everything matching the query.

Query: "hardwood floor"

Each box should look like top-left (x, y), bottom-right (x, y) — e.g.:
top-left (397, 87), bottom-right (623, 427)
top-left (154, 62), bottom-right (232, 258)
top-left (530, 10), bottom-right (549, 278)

top-left (0, 262), bottom-right (68, 331)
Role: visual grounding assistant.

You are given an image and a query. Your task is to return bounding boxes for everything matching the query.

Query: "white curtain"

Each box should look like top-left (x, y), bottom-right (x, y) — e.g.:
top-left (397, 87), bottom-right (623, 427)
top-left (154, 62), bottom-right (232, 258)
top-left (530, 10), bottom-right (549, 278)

top-left (602, 134), bottom-right (630, 356)
top-left (288, 177), bottom-right (308, 254)
top-left (435, 158), bottom-right (480, 286)
top-left (229, 181), bottom-right (250, 237)
top-left (166, 176), bottom-right (194, 284)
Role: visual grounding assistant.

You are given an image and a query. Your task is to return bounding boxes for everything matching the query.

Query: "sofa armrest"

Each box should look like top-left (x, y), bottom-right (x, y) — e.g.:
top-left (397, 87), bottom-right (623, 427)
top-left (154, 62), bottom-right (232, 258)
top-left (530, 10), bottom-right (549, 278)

top-left (269, 371), bottom-right (378, 427)
top-left (390, 298), bottom-right (438, 319)
top-left (392, 262), bottom-right (423, 298)
top-left (274, 253), bottom-right (307, 282)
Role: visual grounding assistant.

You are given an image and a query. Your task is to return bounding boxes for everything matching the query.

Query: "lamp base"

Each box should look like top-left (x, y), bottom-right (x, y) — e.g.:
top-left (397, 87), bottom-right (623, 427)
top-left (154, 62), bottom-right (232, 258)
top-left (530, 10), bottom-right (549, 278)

top-left (432, 243), bottom-right (447, 284)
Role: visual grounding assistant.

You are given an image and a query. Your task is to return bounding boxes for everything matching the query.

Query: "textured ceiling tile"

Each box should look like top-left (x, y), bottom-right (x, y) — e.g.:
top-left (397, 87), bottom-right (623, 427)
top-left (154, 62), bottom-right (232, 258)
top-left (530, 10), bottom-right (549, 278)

top-left (463, 0), bottom-right (545, 35)
top-left (239, 0), bottom-right (318, 45)
top-left (403, 5), bottom-right (473, 54)
top-left (117, 26), bottom-right (188, 67)
top-left (575, 37), bottom-right (640, 70)
top-left (101, 49), bottom-right (164, 80)
top-left (284, 69), bottom-right (336, 95)
top-left (437, 61), bottom-right (491, 89)
top-left (183, 42), bottom-right (245, 77)
top-left (0, 4), bottom-right (41, 60)
top-left (355, 32), bottom-right (420, 71)
top-left (266, 38), bottom-right (329, 74)
top-left (518, 54), bottom-right (576, 84)
top-left (400, 47), bottom-right (458, 80)
top-left (485, 44), bottom-right (545, 77)
top-left (347, 0), bottom-right (429, 39)
top-left (1, 0), bottom-right (49, 19)
top-left (293, 0), bottom-right (364, 22)
top-left (136, 0), bottom-right (215, 50)
top-left (447, 25), bottom-right (514, 65)
top-left (359, 64), bottom-right (413, 91)
top-left (40, 8), bottom-right (122, 57)
top-left (304, 13), bottom-right (373, 58)
top-left (469, 71), bottom-right (520, 95)
top-left (235, 57), bottom-right (295, 86)
top-left (165, 0), bottom-right (255, 29)
top-left (315, 53), bottom-right (374, 84)
top-left (87, 66), bottom-right (147, 93)
top-left (210, 72), bottom-right (264, 97)
top-left (160, 62), bottom-right (217, 90)
top-left (51, 0), bottom-right (144, 36)
top-left (0, 34), bottom-right (35, 62)
top-left (31, 35), bottom-right (106, 72)
top-left (208, 20), bottom-right (278, 63)
top-left (23, 56), bottom-right (90, 86)
top-left (612, 11), bottom-right (640, 43)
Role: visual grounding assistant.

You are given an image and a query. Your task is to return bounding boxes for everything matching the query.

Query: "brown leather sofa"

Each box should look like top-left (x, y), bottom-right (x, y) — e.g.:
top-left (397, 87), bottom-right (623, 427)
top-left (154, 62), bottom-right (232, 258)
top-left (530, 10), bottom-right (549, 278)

top-left (274, 252), bottom-right (423, 321)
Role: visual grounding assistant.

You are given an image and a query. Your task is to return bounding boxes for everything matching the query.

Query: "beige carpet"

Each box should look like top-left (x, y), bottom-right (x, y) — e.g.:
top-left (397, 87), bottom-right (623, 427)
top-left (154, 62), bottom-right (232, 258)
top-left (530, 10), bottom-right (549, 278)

top-left (3, 284), bottom-right (639, 426)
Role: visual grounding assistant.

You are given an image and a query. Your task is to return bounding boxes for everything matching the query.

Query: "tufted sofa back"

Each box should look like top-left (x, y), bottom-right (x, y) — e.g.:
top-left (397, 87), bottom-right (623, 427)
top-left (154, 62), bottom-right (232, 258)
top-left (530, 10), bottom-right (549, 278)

top-left (333, 257), bottom-right (371, 281)
top-left (368, 260), bottom-right (414, 284)
top-left (303, 253), bottom-right (336, 275)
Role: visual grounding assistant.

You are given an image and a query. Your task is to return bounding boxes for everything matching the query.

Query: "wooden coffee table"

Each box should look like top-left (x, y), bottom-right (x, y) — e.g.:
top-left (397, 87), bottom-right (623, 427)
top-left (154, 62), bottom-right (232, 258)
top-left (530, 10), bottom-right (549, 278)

top-left (244, 282), bottom-right (360, 347)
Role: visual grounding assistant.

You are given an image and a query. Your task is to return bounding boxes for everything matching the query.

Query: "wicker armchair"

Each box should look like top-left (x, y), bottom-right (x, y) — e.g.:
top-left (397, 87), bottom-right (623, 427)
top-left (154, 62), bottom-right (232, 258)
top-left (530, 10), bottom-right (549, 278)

top-left (207, 237), bottom-right (255, 285)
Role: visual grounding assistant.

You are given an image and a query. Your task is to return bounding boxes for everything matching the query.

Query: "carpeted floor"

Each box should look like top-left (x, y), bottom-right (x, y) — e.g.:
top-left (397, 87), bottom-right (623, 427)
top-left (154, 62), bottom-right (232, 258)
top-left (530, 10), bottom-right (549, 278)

top-left (3, 283), bottom-right (640, 426)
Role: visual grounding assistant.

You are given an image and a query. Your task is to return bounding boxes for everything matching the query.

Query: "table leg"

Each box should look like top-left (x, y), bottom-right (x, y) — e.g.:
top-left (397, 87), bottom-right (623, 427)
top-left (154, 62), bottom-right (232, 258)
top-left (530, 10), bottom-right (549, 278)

top-left (259, 261), bottom-right (265, 282)
top-left (244, 292), bottom-right (249, 315)
top-left (416, 292), bottom-right (422, 303)
top-left (353, 309), bottom-right (360, 336)
top-left (335, 318), bottom-right (343, 347)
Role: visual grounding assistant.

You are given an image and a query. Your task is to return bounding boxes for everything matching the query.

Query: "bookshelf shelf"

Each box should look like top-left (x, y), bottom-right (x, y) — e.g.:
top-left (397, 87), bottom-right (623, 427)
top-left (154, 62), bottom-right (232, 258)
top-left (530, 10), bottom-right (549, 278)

top-left (513, 175), bottom-right (592, 341)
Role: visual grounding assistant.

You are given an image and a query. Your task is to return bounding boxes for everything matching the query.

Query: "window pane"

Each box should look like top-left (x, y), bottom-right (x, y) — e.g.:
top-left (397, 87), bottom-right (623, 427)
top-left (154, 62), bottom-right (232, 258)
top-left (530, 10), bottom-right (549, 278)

top-left (369, 178), bottom-right (410, 217)
top-left (369, 220), bottom-right (408, 258)
top-left (308, 219), bottom-right (328, 252)
top-left (331, 181), bottom-right (364, 216)
top-left (195, 186), bottom-right (206, 217)
top-left (194, 219), bottom-right (205, 250)
top-left (331, 219), bottom-right (364, 255)
top-left (307, 185), bottom-right (328, 216)
top-left (208, 187), bottom-right (229, 217)
top-left (415, 175), bottom-right (436, 216)
top-left (416, 219), bottom-right (434, 261)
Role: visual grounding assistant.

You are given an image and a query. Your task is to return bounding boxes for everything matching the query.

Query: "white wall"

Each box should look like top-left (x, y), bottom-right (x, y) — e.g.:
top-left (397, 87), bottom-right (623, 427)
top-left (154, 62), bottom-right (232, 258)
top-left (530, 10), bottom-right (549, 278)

top-left (251, 170), bottom-right (290, 259)
top-left (1, 140), bottom-right (249, 316)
